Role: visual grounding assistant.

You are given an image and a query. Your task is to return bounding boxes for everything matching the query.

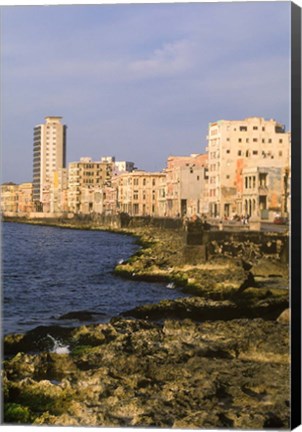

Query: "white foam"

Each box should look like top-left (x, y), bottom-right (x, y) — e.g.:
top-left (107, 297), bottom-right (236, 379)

top-left (47, 334), bottom-right (70, 354)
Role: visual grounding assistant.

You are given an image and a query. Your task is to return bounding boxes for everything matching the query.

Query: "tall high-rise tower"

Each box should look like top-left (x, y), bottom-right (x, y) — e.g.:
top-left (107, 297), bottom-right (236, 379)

top-left (33, 116), bottom-right (67, 209)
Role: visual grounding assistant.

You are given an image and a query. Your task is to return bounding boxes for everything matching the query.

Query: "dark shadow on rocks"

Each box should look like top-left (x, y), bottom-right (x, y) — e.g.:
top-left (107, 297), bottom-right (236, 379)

top-left (121, 296), bottom-right (289, 323)
top-left (4, 325), bottom-right (75, 356)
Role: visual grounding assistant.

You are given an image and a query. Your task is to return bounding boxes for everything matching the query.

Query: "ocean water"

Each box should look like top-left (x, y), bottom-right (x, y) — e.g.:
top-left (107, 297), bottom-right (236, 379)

top-left (2, 222), bottom-right (185, 335)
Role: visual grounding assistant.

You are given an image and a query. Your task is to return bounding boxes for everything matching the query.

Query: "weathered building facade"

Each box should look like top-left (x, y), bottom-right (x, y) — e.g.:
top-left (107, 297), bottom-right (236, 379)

top-left (17, 183), bottom-right (34, 213)
top-left (67, 157), bottom-right (114, 214)
top-left (242, 166), bottom-right (288, 221)
top-left (49, 168), bottom-right (69, 214)
top-left (207, 117), bottom-right (290, 218)
top-left (0, 183), bottom-right (19, 213)
top-left (113, 171), bottom-right (166, 216)
top-left (165, 154), bottom-right (208, 218)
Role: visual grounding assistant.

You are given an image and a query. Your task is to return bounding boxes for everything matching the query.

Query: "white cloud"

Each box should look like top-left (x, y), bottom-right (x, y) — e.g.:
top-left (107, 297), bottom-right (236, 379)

top-left (129, 39), bottom-right (192, 78)
top-left (1, 2), bottom-right (291, 183)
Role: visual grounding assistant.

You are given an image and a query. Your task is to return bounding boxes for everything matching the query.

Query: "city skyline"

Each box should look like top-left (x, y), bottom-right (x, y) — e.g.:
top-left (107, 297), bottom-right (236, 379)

top-left (2, 1), bottom-right (291, 184)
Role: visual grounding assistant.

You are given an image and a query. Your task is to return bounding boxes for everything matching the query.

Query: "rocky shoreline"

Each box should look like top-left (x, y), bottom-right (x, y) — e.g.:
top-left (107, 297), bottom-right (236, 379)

top-left (2, 221), bottom-right (290, 428)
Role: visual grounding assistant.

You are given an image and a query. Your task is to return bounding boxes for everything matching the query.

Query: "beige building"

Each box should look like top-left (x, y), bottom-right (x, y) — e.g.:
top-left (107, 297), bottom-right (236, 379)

top-left (242, 166), bottom-right (289, 221)
top-left (207, 117), bottom-right (290, 218)
top-left (50, 168), bottom-right (69, 213)
top-left (0, 183), bottom-right (19, 213)
top-left (33, 116), bottom-right (67, 211)
top-left (17, 183), bottom-right (33, 213)
top-left (68, 157), bottom-right (114, 214)
top-left (0, 182), bottom-right (33, 214)
top-left (91, 186), bottom-right (118, 215)
top-left (113, 171), bottom-right (166, 216)
top-left (165, 154), bottom-right (208, 218)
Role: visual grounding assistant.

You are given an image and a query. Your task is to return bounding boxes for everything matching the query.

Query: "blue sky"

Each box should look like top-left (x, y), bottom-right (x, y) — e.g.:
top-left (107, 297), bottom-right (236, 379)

top-left (1, 1), bottom-right (291, 183)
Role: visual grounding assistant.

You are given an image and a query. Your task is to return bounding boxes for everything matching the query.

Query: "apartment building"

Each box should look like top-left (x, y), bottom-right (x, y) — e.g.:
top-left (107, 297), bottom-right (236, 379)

top-left (17, 183), bottom-right (34, 213)
top-left (113, 171), bottom-right (166, 216)
top-left (207, 117), bottom-right (290, 218)
top-left (50, 168), bottom-right (69, 213)
top-left (242, 166), bottom-right (289, 221)
top-left (0, 182), bottom-right (33, 214)
top-left (33, 116), bottom-right (67, 210)
top-left (114, 160), bottom-right (135, 174)
top-left (91, 186), bottom-right (118, 215)
top-left (165, 154), bottom-right (208, 218)
top-left (0, 183), bottom-right (19, 213)
top-left (67, 157), bottom-right (114, 214)
top-left (100, 157), bottom-right (135, 175)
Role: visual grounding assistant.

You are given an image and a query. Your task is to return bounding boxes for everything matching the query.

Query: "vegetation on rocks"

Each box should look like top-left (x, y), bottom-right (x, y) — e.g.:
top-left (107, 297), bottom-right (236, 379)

top-left (3, 317), bottom-right (289, 428)
top-left (115, 226), bottom-right (288, 300)
top-left (2, 224), bottom-right (290, 428)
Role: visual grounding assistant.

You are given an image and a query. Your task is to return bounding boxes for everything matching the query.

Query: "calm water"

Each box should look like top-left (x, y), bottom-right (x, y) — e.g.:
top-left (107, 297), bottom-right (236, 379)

top-left (2, 222), bottom-right (185, 335)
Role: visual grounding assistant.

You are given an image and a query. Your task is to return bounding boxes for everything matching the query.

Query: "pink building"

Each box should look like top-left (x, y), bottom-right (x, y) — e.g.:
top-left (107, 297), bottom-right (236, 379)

top-left (165, 154), bottom-right (208, 217)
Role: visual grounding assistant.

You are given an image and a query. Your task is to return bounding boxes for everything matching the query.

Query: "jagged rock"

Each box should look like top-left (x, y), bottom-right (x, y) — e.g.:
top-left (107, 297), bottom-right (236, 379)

top-left (58, 310), bottom-right (107, 321)
top-left (2, 226), bottom-right (290, 428)
top-left (4, 326), bottom-right (74, 356)
top-left (122, 295), bottom-right (288, 322)
top-left (3, 317), bottom-right (289, 428)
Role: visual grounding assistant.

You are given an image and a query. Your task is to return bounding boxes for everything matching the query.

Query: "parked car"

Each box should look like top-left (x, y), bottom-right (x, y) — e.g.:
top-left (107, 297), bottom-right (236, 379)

top-left (273, 216), bottom-right (288, 225)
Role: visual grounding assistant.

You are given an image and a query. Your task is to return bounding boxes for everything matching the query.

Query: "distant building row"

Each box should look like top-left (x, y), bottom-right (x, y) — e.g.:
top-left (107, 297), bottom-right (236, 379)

top-left (1, 116), bottom-right (291, 222)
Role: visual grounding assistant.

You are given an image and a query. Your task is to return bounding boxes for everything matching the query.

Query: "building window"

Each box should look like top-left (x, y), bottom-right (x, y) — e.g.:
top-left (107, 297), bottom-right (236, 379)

top-left (279, 151), bottom-right (283, 157)
top-left (262, 127), bottom-right (265, 131)
top-left (197, 176), bottom-right (200, 181)
top-left (238, 150), bottom-right (242, 156)
top-left (226, 149), bottom-right (230, 154)
top-left (259, 173), bottom-right (267, 187)
top-left (253, 126), bottom-right (258, 130)
top-left (252, 150), bottom-right (258, 155)
top-left (268, 139), bottom-right (272, 143)
top-left (262, 139), bottom-right (265, 143)
top-left (279, 139), bottom-right (283, 143)
top-left (226, 175), bottom-right (230, 179)
top-left (246, 138), bottom-right (249, 143)
top-left (238, 138), bottom-right (242, 143)
top-left (240, 126), bottom-right (247, 131)
top-left (253, 138), bottom-right (257, 142)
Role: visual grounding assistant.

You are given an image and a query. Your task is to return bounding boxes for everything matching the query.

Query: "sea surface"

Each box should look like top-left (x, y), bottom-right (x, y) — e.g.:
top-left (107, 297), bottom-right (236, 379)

top-left (2, 222), bottom-right (185, 335)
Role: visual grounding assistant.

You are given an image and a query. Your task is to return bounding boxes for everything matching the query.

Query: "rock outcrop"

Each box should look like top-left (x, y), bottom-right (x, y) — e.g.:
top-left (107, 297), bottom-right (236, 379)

top-left (3, 317), bottom-right (289, 428)
top-left (3, 225), bottom-right (290, 428)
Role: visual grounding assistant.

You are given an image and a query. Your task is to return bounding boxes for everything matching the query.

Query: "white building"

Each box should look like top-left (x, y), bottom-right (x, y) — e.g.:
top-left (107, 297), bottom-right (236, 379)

top-left (33, 116), bottom-right (67, 211)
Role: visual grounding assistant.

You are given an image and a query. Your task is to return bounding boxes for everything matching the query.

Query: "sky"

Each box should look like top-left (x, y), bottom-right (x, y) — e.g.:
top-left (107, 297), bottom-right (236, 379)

top-left (1, 0), bottom-right (291, 184)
